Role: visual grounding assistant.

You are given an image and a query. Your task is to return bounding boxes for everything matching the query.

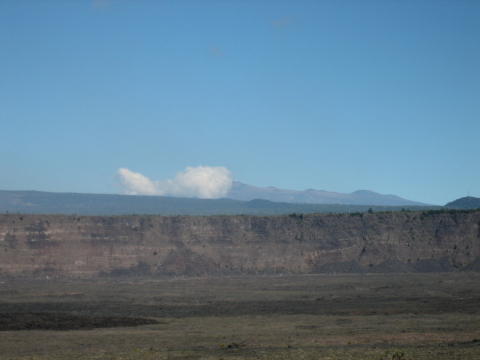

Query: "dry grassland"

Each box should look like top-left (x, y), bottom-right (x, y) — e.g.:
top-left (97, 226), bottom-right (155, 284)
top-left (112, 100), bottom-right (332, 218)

top-left (1, 273), bottom-right (479, 359)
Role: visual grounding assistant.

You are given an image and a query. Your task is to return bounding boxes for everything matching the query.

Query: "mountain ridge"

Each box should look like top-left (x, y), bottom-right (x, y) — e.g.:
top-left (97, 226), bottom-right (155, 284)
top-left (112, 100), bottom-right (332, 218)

top-left (445, 196), bottom-right (480, 210)
top-left (226, 181), bottom-right (432, 206)
top-left (0, 189), bottom-right (441, 216)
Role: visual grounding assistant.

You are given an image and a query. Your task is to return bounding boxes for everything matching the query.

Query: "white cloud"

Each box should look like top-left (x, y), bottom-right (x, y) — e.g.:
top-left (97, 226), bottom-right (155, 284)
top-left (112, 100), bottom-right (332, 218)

top-left (117, 168), bottom-right (159, 196)
top-left (116, 166), bottom-right (233, 199)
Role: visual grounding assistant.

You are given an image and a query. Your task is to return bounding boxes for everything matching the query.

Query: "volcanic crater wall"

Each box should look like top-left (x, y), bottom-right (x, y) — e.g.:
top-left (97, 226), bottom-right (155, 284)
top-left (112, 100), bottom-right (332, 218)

top-left (0, 212), bottom-right (479, 278)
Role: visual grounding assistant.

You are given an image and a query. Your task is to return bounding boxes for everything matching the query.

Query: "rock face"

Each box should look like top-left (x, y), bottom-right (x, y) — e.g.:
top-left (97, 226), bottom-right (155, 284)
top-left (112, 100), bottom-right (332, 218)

top-left (0, 212), bottom-right (479, 278)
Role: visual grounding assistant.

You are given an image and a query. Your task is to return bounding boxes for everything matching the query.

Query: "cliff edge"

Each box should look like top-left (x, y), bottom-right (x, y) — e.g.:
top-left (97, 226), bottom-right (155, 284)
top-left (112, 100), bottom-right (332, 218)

top-left (1, 211), bottom-right (479, 278)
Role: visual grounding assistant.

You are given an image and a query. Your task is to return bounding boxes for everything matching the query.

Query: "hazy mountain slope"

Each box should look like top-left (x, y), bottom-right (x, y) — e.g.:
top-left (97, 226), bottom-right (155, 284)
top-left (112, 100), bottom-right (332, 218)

top-left (226, 181), bottom-right (431, 206)
top-left (0, 190), bottom-right (441, 216)
top-left (445, 196), bottom-right (480, 209)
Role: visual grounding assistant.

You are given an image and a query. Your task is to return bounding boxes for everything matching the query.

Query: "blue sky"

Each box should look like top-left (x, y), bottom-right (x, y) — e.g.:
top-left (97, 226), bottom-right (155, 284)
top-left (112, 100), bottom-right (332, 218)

top-left (1, 0), bottom-right (479, 205)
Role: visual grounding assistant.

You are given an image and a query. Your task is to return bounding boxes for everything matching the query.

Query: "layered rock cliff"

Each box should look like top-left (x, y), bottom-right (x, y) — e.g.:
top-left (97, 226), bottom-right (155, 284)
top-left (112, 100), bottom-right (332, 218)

top-left (1, 211), bottom-right (479, 278)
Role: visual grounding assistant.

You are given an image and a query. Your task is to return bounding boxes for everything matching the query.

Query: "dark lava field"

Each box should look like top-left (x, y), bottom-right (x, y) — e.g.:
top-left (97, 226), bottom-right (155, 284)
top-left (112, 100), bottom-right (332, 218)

top-left (1, 273), bottom-right (479, 359)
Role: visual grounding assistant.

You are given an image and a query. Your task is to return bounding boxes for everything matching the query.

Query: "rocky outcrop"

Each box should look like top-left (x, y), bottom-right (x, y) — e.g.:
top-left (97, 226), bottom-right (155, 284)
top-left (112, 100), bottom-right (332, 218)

top-left (0, 211), bottom-right (479, 278)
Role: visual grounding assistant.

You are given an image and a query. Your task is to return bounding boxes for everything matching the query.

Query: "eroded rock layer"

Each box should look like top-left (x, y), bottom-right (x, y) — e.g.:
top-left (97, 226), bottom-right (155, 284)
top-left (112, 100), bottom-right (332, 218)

top-left (0, 212), bottom-right (479, 278)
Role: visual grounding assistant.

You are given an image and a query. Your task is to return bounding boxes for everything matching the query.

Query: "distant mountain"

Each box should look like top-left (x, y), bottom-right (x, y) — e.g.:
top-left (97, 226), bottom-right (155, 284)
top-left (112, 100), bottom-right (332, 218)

top-left (226, 181), bottom-right (431, 206)
top-left (0, 190), bottom-right (440, 216)
top-left (445, 196), bottom-right (480, 210)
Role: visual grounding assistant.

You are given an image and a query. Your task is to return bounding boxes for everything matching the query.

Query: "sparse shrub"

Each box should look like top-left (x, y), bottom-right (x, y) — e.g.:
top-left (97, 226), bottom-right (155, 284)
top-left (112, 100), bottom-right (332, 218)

top-left (227, 341), bottom-right (245, 349)
top-left (392, 350), bottom-right (406, 359)
top-left (379, 350), bottom-right (406, 360)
